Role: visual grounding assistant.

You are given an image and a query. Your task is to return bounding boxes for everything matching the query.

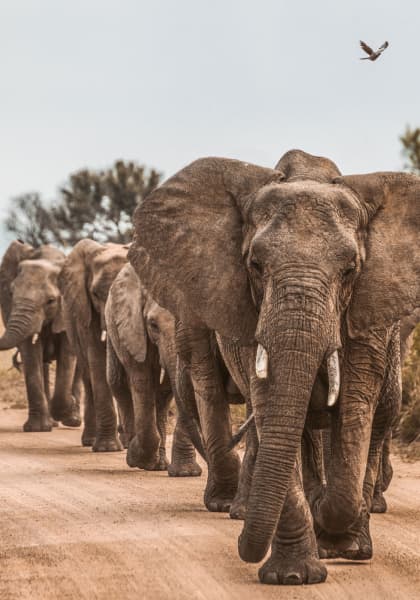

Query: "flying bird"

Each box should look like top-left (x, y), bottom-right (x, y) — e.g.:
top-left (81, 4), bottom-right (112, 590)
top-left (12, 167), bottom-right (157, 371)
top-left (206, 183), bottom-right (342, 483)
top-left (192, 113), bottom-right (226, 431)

top-left (359, 40), bottom-right (389, 61)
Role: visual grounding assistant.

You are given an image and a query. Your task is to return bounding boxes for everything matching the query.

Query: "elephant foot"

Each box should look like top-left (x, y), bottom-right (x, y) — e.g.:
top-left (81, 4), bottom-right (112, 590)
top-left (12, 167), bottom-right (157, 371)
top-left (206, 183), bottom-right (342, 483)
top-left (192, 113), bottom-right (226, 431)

top-left (23, 415), bottom-right (52, 432)
top-left (81, 427), bottom-right (96, 447)
top-left (50, 398), bottom-right (81, 428)
top-left (149, 454), bottom-right (170, 471)
top-left (204, 479), bottom-right (237, 512)
top-left (126, 435), bottom-right (162, 470)
top-left (82, 435), bottom-right (95, 447)
top-left (204, 451), bottom-right (240, 512)
top-left (371, 492), bottom-right (388, 514)
top-left (168, 460), bottom-right (202, 477)
top-left (259, 553), bottom-right (327, 586)
top-left (229, 482), bottom-right (250, 519)
top-left (317, 513), bottom-right (372, 561)
top-left (51, 419), bottom-right (59, 428)
top-left (61, 414), bottom-right (82, 428)
top-left (118, 431), bottom-right (132, 449)
top-left (229, 498), bottom-right (246, 520)
top-left (92, 436), bottom-right (123, 452)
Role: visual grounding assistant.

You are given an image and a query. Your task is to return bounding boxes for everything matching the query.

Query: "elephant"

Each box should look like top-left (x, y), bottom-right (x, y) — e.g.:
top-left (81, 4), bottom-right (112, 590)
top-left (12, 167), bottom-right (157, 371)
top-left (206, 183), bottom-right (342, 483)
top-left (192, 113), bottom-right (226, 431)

top-left (105, 262), bottom-right (202, 475)
top-left (58, 239), bottom-right (128, 451)
top-left (0, 240), bottom-right (81, 431)
top-left (128, 152), bottom-right (420, 585)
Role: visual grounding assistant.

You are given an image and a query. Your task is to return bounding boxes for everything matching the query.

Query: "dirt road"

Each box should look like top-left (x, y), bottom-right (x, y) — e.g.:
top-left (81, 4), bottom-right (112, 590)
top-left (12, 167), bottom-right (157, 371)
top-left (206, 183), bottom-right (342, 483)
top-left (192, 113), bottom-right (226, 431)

top-left (1, 409), bottom-right (420, 600)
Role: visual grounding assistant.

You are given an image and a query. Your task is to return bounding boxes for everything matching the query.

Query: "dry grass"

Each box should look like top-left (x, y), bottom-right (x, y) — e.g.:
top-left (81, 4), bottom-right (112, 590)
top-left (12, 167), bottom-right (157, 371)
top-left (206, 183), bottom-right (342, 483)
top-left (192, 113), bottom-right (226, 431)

top-left (0, 348), bottom-right (26, 410)
top-left (0, 317), bottom-right (27, 410)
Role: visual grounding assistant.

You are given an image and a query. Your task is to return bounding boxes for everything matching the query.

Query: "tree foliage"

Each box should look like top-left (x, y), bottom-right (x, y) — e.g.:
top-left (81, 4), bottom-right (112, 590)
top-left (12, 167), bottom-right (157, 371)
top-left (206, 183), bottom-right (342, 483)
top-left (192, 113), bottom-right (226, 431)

top-left (400, 125), bottom-right (420, 443)
top-left (400, 126), bottom-right (420, 175)
top-left (4, 161), bottom-right (161, 247)
top-left (5, 193), bottom-right (59, 247)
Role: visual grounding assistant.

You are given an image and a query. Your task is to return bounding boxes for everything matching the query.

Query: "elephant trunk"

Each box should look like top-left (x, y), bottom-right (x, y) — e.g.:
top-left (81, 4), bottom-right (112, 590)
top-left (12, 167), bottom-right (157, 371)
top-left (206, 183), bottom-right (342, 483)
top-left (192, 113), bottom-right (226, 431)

top-left (0, 301), bottom-right (40, 350)
top-left (239, 294), bottom-right (329, 563)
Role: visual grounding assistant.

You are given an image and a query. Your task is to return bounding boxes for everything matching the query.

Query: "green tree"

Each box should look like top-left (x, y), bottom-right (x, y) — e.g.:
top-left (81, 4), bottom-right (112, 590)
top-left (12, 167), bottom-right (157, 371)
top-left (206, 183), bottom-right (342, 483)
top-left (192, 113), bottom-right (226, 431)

top-left (400, 126), bottom-right (420, 175)
top-left (5, 161), bottom-right (161, 247)
top-left (400, 126), bottom-right (420, 443)
top-left (4, 192), bottom-right (59, 247)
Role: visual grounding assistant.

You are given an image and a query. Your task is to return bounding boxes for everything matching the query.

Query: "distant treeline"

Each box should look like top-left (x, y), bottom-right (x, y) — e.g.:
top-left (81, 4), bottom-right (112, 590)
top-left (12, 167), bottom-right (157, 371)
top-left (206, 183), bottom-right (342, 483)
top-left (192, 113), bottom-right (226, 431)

top-left (4, 160), bottom-right (162, 247)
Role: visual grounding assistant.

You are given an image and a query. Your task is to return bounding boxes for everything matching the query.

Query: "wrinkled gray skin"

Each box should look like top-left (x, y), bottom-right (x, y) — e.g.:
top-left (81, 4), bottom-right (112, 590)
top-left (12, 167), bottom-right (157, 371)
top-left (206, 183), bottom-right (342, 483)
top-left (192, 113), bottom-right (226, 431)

top-left (129, 153), bottom-right (420, 585)
top-left (105, 263), bottom-right (202, 475)
top-left (0, 241), bottom-right (81, 431)
top-left (58, 239), bottom-right (128, 452)
top-left (368, 310), bottom-right (420, 513)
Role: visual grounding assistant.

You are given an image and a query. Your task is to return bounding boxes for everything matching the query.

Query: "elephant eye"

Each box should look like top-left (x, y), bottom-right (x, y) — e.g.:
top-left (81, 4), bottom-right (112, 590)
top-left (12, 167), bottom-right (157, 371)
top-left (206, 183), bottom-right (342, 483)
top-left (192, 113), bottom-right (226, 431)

top-left (47, 297), bottom-right (56, 305)
top-left (148, 319), bottom-right (159, 333)
top-left (343, 261), bottom-right (357, 277)
top-left (250, 256), bottom-right (263, 275)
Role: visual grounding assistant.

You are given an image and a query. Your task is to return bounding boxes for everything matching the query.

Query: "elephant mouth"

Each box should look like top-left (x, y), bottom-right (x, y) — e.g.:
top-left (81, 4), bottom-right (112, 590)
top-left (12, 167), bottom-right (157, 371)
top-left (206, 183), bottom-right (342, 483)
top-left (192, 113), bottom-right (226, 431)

top-left (255, 343), bottom-right (341, 408)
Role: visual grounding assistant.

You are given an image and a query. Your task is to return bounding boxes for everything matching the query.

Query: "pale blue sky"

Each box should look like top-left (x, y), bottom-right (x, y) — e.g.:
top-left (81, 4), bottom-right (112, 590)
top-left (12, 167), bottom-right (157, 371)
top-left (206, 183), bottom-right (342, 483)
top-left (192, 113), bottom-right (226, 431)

top-left (1, 1), bottom-right (418, 248)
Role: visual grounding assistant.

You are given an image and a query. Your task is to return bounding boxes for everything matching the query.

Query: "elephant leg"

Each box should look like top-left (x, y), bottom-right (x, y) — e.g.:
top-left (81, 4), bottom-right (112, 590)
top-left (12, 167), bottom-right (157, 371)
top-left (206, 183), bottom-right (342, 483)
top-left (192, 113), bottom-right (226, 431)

top-left (43, 362), bottom-right (58, 427)
top-left (168, 410), bottom-right (202, 477)
top-left (154, 385), bottom-right (171, 471)
top-left (259, 455), bottom-right (327, 586)
top-left (381, 429), bottom-right (393, 491)
top-left (50, 334), bottom-right (81, 427)
top-left (371, 430), bottom-right (393, 513)
top-left (371, 448), bottom-right (387, 514)
top-left (87, 335), bottom-right (121, 452)
top-left (177, 325), bottom-right (240, 512)
top-left (20, 339), bottom-right (52, 432)
top-left (230, 409), bottom-right (258, 520)
top-left (81, 375), bottom-right (96, 447)
top-left (72, 362), bottom-right (83, 424)
top-left (302, 426), bottom-right (326, 506)
top-left (106, 340), bottom-right (134, 448)
top-left (126, 344), bottom-right (167, 470)
top-left (365, 328), bottom-right (401, 515)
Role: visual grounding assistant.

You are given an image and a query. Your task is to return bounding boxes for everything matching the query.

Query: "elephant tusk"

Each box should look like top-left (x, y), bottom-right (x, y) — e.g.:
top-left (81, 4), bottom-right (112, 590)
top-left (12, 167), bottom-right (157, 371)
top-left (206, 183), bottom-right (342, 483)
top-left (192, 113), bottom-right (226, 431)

top-left (255, 344), bottom-right (268, 379)
top-left (327, 350), bottom-right (340, 407)
top-left (101, 330), bottom-right (107, 342)
top-left (159, 368), bottom-right (165, 385)
top-left (32, 333), bottom-right (39, 345)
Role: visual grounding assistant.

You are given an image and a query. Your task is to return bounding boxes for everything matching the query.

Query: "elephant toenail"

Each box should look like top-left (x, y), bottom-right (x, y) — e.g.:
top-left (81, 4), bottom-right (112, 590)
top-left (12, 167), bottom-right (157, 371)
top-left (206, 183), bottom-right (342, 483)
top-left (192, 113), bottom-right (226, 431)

top-left (263, 572), bottom-right (279, 585)
top-left (284, 572), bottom-right (302, 585)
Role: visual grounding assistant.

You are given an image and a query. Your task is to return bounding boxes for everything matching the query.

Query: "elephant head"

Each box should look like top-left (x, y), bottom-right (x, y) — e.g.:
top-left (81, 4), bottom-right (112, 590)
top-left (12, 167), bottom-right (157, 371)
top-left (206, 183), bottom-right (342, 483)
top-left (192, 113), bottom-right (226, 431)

top-left (58, 239), bottom-right (128, 361)
top-left (0, 241), bottom-right (66, 349)
top-left (128, 153), bottom-right (420, 562)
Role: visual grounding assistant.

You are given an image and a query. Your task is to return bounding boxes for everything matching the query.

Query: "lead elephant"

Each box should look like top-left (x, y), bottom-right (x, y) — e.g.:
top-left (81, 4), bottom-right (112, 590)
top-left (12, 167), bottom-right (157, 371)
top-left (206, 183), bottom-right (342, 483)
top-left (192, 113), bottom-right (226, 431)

top-left (105, 263), bottom-right (202, 475)
top-left (128, 153), bottom-right (420, 585)
top-left (0, 241), bottom-right (81, 431)
top-left (58, 239), bottom-right (128, 451)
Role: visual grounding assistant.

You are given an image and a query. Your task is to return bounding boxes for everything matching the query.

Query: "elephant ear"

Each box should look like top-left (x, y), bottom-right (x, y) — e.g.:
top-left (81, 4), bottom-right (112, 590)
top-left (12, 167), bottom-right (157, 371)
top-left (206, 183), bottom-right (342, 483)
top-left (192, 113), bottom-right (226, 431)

top-left (275, 149), bottom-right (341, 182)
top-left (129, 157), bottom-right (285, 343)
top-left (336, 172), bottom-right (420, 336)
top-left (58, 239), bottom-right (103, 354)
top-left (0, 240), bottom-right (33, 323)
top-left (105, 264), bottom-right (147, 363)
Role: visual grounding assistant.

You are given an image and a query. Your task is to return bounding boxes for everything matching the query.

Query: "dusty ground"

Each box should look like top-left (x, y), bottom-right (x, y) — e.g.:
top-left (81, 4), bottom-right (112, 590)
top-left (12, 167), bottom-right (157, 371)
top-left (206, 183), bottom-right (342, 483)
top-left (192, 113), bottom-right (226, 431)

top-left (1, 408), bottom-right (420, 600)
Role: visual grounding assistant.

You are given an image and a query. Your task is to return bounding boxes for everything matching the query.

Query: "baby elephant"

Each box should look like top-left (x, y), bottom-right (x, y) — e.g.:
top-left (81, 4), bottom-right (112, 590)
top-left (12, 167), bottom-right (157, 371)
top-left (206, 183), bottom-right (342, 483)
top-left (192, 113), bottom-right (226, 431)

top-left (105, 263), bottom-right (202, 476)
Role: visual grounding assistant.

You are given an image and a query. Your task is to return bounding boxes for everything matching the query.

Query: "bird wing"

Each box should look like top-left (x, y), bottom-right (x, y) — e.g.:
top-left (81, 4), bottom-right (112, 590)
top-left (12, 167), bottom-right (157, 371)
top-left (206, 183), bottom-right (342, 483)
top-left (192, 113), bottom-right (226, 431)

top-left (378, 41), bottom-right (389, 52)
top-left (360, 40), bottom-right (374, 55)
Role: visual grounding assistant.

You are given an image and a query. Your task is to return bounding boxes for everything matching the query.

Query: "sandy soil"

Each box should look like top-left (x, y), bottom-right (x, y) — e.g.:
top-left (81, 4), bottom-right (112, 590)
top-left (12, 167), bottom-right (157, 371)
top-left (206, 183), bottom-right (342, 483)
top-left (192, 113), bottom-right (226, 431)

top-left (1, 409), bottom-right (420, 600)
